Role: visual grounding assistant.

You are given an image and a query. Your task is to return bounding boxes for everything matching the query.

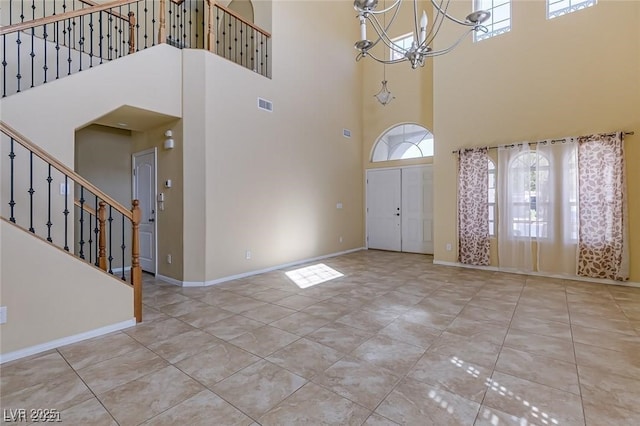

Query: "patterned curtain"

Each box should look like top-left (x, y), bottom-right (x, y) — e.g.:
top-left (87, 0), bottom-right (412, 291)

top-left (458, 147), bottom-right (490, 265)
top-left (577, 132), bottom-right (629, 281)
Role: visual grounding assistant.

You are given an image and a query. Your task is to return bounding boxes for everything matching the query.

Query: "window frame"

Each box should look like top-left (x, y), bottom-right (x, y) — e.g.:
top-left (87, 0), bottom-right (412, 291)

top-left (371, 123), bottom-right (434, 163)
top-left (507, 151), bottom-right (551, 239)
top-left (547, 0), bottom-right (597, 20)
top-left (473, 0), bottom-right (512, 42)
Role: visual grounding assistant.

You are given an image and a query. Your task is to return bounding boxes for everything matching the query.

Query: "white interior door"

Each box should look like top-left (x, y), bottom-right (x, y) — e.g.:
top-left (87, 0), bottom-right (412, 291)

top-left (132, 149), bottom-right (156, 274)
top-left (401, 165), bottom-right (433, 254)
top-left (367, 169), bottom-right (401, 251)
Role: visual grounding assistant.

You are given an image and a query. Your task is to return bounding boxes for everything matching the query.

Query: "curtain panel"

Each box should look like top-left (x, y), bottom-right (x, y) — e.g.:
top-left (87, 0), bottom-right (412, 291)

top-left (577, 132), bottom-right (629, 281)
top-left (497, 144), bottom-right (534, 272)
top-left (457, 147), bottom-right (490, 265)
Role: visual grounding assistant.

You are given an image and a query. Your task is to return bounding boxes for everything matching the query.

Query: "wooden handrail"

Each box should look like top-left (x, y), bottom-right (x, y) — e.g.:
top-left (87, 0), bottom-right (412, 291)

top-left (78, 0), bottom-right (129, 22)
top-left (214, 3), bottom-right (272, 38)
top-left (0, 122), bottom-right (132, 220)
top-left (74, 199), bottom-right (97, 216)
top-left (0, 0), bottom-right (139, 36)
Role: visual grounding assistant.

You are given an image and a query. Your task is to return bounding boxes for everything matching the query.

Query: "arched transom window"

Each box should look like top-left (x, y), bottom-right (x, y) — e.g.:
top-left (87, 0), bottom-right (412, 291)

top-left (371, 124), bottom-right (434, 162)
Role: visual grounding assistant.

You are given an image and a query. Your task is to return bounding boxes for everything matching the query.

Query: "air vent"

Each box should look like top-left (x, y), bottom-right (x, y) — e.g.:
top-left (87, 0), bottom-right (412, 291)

top-left (343, 129), bottom-right (352, 138)
top-left (257, 97), bottom-right (273, 112)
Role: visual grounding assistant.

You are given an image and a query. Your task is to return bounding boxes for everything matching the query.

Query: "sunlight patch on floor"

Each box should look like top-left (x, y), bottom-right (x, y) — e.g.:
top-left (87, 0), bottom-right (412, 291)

top-left (285, 263), bottom-right (344, 289)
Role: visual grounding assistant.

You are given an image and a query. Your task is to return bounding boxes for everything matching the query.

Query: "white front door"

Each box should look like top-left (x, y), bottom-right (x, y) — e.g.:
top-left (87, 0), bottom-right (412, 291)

top-left (367, 166), bottom-right (434, 254)
top-left (401, 165), bottom-right (433, 254)
top-left (367, 169), bottom-right (402, 251)
top-left (132, 149), bottom-right (156, 274)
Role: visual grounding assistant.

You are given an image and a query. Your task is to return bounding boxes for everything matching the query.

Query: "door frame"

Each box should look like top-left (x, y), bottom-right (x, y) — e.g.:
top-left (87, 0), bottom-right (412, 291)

top-left (365, 163), bottom-right (433, 252)
top-left (132, 147), bottom-right (158, 274)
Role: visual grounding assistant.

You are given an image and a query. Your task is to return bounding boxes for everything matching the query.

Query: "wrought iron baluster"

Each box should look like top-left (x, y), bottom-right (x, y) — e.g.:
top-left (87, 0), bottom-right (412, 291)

top-left (250, 31), bottom-right (255, 72)
top-left (215, 9), bottom-right (220, 54)
top-left (63, 175), bottom-right (69, 251)
top-left (55, 20), bottom-right (60, 79)
top-left (236, 22), bottom-right (242, 67)
top-left (121, 213), bottom-right (126, 280)
top-left (94, 195), bottom-right (99, 266)
top-left (43, 22), bottom-right (48, 83)
top-left (3, 35), bottom-right (7, 97)
top-left (8, 138), bottom-right (16, 223)
top-left (16, 31), bottom-right (22, 93)
top-left (136, 2), bottom-right (140, 51)
top-left (79, 14), bottom-right (83, 71)
top-left (99, 11), bottom-right (103, 64)
top-left (66, 17), bottom-right (72, 75)
top-left (151, 0), bottom-right (155, 46)
top-left (30, 6), bottom-right (35, 87)
top-left (117, 6), bottom-right (123, 57)
top-left (46, 164), bottom-right (52, 241)
top-left (79, 186), bottom-right (85, 259)
top-left (88, 211), bottom-right (93, 263)
top-left (28, 151), bottom-right (34, 233)
top-left (89, 12), bottom-right (94, 67)
top-left (108, 205), bottom-right (113, 273)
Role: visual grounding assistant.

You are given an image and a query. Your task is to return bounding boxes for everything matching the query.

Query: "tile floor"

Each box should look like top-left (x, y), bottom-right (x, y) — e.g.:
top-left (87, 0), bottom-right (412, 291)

top-left (2, 250), bottom-right (640, 425)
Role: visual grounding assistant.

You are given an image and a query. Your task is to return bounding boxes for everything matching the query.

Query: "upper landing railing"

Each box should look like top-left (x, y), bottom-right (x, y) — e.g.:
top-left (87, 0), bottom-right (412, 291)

top-left (1, 121), bottom-right (143, 322)
top-left (0, 0), bottom-right (271, 97)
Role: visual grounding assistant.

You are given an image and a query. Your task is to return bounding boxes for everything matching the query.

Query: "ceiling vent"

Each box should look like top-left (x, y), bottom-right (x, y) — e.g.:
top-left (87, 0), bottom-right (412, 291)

top-left (257, 98), bottom-right (273, 112)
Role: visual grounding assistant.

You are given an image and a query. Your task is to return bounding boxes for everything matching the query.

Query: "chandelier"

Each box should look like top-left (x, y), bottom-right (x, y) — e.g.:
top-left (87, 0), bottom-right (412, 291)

top-left (354, 0), bottom-right (491, 69)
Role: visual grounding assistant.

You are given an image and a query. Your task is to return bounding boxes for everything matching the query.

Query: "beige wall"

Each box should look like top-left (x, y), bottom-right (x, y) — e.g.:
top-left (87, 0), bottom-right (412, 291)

top-left (361, 0), bottom-right (434, 171)
top-left (0, 220), bottom-right (133, 355)
top-left (131, 121), bottom-right (185, 281)
top-left (75, 125), bottom-right (133, 268)
top-left (433, 1), bottom-right (640, 280)
top-left (180, 0), bottom-right (363, 282)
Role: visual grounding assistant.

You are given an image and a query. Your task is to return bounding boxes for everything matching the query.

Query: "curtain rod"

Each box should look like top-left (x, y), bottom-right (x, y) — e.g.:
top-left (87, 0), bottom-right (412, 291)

top-left (451, 131), bottom-right (634, 154)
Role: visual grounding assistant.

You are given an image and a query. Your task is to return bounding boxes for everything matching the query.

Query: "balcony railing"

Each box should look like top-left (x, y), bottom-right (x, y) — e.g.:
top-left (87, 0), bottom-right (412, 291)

top-left (0, 0), bottom-right (272, 97)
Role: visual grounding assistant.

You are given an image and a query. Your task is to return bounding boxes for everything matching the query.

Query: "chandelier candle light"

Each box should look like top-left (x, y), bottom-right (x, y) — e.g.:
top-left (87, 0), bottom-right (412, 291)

top-left (354, 0), bottom-right (491, 69)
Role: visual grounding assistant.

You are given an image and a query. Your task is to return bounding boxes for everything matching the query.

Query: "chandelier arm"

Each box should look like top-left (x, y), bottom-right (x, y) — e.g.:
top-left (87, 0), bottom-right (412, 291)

top-left (422, 0), bottom-right (444, 44)
top-left (364, 50), bottom-right (410, 65)
top-left (413, 0), bottom-right (420, 42)
top-left (365, 0), bottom-right (402, 15)
top-left (420, 0), bottom-right (452, 50)
top-left (430, 0), bottom-right (477, 26)
top-left (423, 0), bottom-right (450, 48)
top-left (367, 12), bottom-right (404, 53)
top-left (367, 4), bottom-right (403, 43)
top-left (424, 27), bottom-right (476, 57)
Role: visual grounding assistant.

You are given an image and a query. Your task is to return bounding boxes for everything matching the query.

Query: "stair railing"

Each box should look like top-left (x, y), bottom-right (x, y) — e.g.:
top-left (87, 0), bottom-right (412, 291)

top-left (1, 0), bottom-right (160, 98)
top-left (0, 122), bottom-right (142, 323)
top-left (208, 1), bottom-right (271, 78)
top-left (0, 0), bottom-right (272, 97)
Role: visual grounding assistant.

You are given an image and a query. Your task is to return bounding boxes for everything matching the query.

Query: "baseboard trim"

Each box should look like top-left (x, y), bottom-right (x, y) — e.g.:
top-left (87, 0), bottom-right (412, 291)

top-left (156, 247), bottom-right (366, 287)
top-left (432, 260), bottom-right (640, 288)
top-left (155, 274), bottom-right (183, 286)
top-left (0, 318), bottom-right (136, 364)
top-left (111, 266), bottom-right (132, 274)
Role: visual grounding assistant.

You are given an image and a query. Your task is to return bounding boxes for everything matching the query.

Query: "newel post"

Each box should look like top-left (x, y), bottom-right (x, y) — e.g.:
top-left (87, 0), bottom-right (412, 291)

top-left (158, 0), bottom-right (167, 44)
top-left (98, 201), bottom-right (107, 271)
top-left (131, 200), bottom-right (142, 323)
top-left (207, 0), bottom-right (216, 52)
top-left (128, 11), bottom-right (136, 54)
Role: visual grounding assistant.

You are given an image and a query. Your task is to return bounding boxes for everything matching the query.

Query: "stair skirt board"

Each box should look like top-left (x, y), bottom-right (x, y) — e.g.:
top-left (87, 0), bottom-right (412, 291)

top-left (0, 318), bottom-right (136, 364)
top-left (156, 247), bottom-right (366, 287)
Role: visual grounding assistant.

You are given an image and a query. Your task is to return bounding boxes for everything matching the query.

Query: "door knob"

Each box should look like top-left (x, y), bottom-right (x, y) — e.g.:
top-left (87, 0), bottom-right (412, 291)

top-left (396, 213), bottom-right (400, 216)
top-left (149, 218), bottom-right (155, 222)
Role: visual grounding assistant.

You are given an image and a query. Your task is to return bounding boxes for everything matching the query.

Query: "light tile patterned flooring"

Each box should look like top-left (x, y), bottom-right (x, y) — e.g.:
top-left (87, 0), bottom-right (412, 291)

top-left (2, 250), bottom-right (640, 425)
